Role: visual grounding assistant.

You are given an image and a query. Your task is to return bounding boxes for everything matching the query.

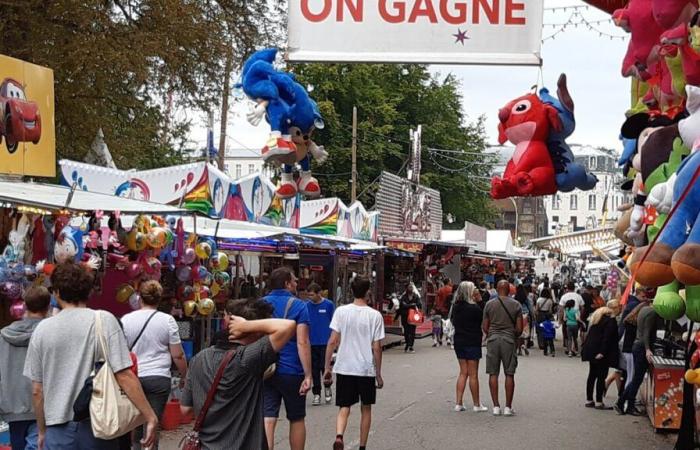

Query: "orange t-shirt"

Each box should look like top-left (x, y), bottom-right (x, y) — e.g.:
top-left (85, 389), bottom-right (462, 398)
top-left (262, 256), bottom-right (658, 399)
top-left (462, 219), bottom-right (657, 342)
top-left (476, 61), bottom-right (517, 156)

top-left (436, 285), bottom-right (453, 311)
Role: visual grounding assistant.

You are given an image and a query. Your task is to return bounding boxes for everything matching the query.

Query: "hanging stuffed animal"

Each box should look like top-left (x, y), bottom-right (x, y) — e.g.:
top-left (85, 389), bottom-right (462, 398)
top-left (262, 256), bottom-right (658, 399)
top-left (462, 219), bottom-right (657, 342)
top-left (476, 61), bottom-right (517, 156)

top-left (652, 0), bottom-right (698, 30)
top-left (539, 74), bottom-right (598, 192)
top-left (491, 92), bottom-right (560, 199)
top-left (239, 48), bottom-right (328, 199)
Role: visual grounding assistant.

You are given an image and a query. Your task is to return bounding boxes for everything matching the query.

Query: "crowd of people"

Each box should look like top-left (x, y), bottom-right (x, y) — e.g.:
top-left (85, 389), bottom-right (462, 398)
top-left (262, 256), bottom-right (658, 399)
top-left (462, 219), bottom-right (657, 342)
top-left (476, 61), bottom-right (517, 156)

top-left (0, 263), bottom-right (384, 450)
top-left (0, 258), bottom-right (668, 450)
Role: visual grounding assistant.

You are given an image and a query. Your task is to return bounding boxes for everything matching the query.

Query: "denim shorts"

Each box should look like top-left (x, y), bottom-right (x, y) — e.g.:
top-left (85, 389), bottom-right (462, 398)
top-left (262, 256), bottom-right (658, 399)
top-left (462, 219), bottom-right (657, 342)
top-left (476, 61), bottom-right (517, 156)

top-left (263, 373), bottom-right (306, 421)
top-left (454, 345), bottom-right (482, 361)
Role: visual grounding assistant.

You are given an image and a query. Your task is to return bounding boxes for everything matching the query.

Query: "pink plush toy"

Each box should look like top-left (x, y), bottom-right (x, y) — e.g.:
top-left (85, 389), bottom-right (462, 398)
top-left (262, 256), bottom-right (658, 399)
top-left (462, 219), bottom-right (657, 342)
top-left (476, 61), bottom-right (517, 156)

top-left (614, 0), bottom-right (666, 79)
top-left (661, 22), bottom-right (700, 86)
top-left (652, 0), bottom-right (697, 30)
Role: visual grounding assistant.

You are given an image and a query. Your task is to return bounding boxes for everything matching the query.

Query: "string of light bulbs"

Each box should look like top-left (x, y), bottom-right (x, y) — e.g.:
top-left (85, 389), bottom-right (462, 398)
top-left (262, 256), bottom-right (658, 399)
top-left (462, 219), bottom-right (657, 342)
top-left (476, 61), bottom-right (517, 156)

top-left (542, 10), bottom-right (628, 42)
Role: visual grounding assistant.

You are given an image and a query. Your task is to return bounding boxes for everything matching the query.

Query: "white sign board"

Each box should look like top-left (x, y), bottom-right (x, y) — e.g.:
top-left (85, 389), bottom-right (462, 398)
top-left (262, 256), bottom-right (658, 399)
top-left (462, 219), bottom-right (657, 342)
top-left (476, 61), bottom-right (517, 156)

top-left (287, 0), bottom-right (544, 65)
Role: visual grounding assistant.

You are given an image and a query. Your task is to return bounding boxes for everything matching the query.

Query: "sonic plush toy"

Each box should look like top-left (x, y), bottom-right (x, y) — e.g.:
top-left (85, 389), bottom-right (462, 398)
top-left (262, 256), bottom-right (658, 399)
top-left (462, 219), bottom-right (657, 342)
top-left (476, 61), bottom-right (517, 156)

top-left (539, 74), bottom-right (598, 192)
top-left (239, 48), bottom-right (328, 198)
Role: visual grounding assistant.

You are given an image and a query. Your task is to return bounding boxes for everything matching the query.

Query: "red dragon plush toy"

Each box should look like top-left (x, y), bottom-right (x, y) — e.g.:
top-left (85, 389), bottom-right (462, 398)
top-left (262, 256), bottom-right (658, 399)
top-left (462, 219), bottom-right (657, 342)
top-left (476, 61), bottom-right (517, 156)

top-left (491, 93), bottom-right (562, 199)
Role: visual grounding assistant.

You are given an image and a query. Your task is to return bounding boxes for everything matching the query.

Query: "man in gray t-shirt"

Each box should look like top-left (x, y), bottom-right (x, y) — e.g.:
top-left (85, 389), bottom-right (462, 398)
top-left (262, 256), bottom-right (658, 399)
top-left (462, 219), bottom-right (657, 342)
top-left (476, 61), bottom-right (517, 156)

top-left (482, 280), bottom-right (523, 417)
top-left (23, 263), bottom-right (157, 449)
top-left (181, 298), bottom-right (295, 450)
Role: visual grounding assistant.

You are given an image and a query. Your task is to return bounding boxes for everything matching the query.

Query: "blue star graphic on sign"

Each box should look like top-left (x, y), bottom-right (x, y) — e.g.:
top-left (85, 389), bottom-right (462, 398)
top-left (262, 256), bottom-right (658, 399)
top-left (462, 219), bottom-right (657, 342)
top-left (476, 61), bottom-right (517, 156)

top-left (453, 28), bottom-right (469, 45)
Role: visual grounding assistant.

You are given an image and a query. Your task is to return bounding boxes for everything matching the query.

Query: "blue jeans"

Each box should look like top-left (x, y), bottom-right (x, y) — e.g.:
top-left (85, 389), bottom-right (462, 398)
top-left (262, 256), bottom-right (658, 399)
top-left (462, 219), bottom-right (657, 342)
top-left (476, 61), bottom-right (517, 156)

top-left (9, 420), bottom-right (38, 450)
top-left (618, 342), bottom-right (649, 410)
top-left (45, 420), bottom-right (119, 450)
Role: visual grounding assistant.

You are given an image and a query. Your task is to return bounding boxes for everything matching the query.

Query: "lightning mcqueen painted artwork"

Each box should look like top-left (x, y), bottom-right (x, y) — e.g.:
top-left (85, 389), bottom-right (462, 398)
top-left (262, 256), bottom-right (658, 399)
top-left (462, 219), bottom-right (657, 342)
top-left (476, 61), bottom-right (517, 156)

top-left (0, 78), bottom-right (41, 154)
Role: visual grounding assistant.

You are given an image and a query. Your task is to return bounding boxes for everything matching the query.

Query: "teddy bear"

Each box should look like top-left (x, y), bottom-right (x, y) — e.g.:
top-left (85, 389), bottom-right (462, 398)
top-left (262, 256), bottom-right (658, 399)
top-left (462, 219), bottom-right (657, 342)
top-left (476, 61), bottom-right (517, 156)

top-left (491, 92), bottom-right (560, 199)
top-left (240, 48), bottom-right (328, 199)
top-left (539, 74), bottom-right (598, 192)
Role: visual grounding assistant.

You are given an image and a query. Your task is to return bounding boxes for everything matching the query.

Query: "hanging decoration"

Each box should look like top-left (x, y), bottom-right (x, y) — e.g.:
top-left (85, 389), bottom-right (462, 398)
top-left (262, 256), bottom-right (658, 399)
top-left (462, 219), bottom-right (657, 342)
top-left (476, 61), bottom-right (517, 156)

top-left (238, 48), bottom-right (328, 199)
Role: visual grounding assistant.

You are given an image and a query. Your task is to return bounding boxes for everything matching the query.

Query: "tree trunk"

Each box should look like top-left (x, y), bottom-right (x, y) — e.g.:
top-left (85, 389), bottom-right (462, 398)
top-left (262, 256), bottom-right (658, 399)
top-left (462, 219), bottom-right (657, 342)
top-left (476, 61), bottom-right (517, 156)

top-left (218, 51), bottom-right (233, 171)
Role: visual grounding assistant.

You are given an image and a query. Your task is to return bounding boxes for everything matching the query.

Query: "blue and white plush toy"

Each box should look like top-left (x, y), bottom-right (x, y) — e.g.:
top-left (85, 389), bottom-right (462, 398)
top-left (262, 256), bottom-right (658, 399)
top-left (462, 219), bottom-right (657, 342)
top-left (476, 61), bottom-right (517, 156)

top-left (539, 74), bottom-right (598, 192)
top-left (239, 48), bottom-right (328, 198)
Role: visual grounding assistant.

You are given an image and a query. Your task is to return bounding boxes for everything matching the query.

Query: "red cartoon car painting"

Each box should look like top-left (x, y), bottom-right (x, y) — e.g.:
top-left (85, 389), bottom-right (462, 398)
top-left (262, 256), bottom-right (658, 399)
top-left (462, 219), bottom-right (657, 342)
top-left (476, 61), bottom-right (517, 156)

top-left (0, 78), bottom-right (41, 154)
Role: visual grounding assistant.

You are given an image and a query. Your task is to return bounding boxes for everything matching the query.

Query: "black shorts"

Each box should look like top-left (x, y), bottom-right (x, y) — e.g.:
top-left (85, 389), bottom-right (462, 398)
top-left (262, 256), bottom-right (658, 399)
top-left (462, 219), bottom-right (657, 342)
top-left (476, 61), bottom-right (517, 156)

top-left (335, 374), bottom-right (376, 407)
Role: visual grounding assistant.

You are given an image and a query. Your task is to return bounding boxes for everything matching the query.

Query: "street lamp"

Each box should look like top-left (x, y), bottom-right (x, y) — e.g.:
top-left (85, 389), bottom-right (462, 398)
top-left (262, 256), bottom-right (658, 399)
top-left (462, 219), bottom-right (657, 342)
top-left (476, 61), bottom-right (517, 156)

top-left (508, 197), bottom-right (518, 242)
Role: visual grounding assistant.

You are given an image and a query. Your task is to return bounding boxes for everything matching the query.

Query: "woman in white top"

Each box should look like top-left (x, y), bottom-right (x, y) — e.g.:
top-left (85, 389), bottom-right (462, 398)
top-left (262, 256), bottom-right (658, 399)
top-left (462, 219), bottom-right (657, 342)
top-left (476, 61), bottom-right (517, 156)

top-left (122, 280), bottom-right (188, 449)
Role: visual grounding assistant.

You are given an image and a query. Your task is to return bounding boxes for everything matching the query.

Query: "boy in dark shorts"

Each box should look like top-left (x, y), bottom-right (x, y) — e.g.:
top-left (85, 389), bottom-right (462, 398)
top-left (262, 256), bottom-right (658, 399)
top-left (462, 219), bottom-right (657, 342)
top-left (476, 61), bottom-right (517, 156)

top-left (324, 276), bottom-right (385, 450)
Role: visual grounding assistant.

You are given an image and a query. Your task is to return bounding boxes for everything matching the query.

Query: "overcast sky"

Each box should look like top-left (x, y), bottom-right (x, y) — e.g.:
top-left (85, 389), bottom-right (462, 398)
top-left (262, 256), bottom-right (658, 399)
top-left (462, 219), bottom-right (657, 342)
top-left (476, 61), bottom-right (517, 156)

top-left (190, 0), bottom-right (629, 154)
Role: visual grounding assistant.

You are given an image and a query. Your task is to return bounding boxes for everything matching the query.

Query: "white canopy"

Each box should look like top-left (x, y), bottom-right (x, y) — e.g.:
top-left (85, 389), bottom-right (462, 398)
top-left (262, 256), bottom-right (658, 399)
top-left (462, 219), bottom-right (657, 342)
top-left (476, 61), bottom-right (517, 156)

top-left (0, 181), bottom-right (188, 215)
top-left (180, 216), bottom-right (299, 240)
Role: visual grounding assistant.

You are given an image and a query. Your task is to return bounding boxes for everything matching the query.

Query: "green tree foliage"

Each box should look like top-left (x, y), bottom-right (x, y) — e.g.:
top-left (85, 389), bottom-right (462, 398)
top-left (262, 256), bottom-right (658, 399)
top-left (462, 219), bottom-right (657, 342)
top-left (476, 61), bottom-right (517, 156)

top-left (293, 64), bottom-right (496, 227)
top-left (0, 0), bottom-right (281, 170)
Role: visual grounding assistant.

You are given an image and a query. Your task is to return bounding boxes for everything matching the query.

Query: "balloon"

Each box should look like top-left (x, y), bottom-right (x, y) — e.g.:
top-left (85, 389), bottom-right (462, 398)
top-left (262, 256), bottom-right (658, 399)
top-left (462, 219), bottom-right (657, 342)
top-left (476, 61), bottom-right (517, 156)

top-left (175, 266), bottom-right (192, 282)
top-left (9, 300), bottom-right (25, 320)
top-left (210, 253), bottom-right (229, 272)
top-left (145, 257), bottom-right (162, 274)
top-left (55, 227), bottom-right (82, 263)
top-left (200, 286), bottom-right (211, 299)
top-left (23, 265), bottom-right (37, 281)
top-left (125, 262), bottom-right (142, 279)
top-left (195, 242), bottom-right (212, 260)
top-left (115, 284), bottom-right (135, 304)
top-left (213, 271), bottom-right (230, 286)
top-left (0, 268), bottom-right (8, 283)
top-left (128, 293), bottom-right (141, 310)
top-left (197, 298), bottom-right (215, 316)
top-left (182, 248), bottom-right (196, 265)
top-left (0, 257), bottom-right (6, 269)
top-left (211, 282), bottom-right (221, 297)
top-left (9, 263), bottom-right (24, 281)
top-left (147, 228), bottom-right (168, 250)
top-left (183, 300), bottom-right (197, 317)
top-left (0, 281), bottom-right (21, 300)
top-left (126, 230), bottom-right (147, 252)
top-left (200, 272), bottom-right (213, 287)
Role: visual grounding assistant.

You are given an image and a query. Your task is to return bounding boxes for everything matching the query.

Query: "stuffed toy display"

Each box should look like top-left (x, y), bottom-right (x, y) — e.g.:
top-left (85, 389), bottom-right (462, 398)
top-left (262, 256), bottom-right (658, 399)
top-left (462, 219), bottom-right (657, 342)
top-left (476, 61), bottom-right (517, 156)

top-left (632, 85), bottom-right (700, 287)
top-left (614, 0), bottom-right (665, 79)
top-left (491, 93), bottom-right (560, 199)
top-left (239, 48), bottom-right (328, 199)
top-left (539, 74), bottom-right (598, 192)
top-left (653, 0), bottom-right (698, 30)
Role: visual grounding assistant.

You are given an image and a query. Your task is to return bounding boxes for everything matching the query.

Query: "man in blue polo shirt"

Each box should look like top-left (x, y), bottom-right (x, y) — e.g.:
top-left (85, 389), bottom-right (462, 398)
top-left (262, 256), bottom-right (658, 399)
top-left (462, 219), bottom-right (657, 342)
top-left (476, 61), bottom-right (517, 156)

top-left (306, 282), bottom-right (335, 406)
top-left (262, 267), bottom-right (312, 450)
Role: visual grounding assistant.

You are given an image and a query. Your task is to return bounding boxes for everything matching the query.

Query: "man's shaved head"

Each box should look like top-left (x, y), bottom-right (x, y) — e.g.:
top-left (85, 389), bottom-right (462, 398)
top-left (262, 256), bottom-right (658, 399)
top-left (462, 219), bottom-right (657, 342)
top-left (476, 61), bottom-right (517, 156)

top-left (497, 280), bottom-right (510, 296)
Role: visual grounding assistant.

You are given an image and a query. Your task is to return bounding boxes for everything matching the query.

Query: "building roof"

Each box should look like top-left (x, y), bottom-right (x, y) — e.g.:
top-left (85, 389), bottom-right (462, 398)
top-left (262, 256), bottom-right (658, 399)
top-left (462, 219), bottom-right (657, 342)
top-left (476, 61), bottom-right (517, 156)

top-left (225, 147), bottom-right (263, 159)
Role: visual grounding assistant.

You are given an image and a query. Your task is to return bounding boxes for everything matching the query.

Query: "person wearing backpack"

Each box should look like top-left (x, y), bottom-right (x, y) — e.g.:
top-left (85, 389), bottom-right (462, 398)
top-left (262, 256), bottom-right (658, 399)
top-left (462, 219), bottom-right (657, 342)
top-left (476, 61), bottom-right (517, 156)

top-left (261, 267), bottom-right (312, 450)
top-left (23, 263), bottom-right (158, 449)
top-left (180, 298), bottom-right (295, 449)
top-left (482, 280), bottom-right (523, 417)
top-left (122, 280), bottom-right (188, 449)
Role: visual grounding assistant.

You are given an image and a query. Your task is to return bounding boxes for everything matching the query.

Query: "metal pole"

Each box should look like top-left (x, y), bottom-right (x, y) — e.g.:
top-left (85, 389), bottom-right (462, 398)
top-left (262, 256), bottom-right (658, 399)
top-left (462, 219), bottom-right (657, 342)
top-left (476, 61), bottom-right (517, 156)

top-left (351, 106), bottom-right (358, 203)
top-left (509, 197), bottom-right (519, 243)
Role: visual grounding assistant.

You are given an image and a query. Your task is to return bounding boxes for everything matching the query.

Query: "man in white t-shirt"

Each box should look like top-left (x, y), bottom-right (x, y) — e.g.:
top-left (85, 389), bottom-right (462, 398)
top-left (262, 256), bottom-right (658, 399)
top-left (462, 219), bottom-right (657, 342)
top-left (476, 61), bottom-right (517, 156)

top-left (324, 276), bottom-right (384, 450)
top-left (557, 281), bottom-right (584, 349)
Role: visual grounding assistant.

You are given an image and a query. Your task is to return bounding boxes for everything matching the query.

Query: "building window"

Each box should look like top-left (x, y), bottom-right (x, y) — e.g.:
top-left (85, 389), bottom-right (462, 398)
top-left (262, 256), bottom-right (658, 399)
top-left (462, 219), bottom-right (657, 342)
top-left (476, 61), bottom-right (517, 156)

top-left (588, 194), bottom-right (596, 210)
top-left (589, 157), bottom-right (596, 170)
top-left (248, 164), bottom-right (255, 174)
top-left (224, 163), bottom-right (229, 173)
top-left (552, 194), bottom-right (560, 210)
top-left (570, 216), bottom-right (578, 230)
top-left (552, 215), bottom-right (559, 223)
top-left (235, 164), bottom-right (242, 178)
top-left (522, 198), bottom-right (532, 214)
top-left (570, 195), bottom-right (578, 210)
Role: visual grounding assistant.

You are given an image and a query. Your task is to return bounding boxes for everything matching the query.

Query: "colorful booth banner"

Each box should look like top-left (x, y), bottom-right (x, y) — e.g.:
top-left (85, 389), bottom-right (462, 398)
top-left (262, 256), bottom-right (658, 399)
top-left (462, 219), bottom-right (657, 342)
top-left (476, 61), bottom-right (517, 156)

top-left (301, 198), bottom-right (379, 240)
top-left (59, 160), bottom-right (300, 226)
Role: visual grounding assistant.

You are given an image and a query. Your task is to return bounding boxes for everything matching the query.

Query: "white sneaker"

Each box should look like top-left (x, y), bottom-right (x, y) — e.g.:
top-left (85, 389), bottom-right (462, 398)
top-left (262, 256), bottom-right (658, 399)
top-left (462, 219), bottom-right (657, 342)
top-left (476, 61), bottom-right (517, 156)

top-left (492, 406), bottom-right (502, 416)
top-left (312, 395), bottom-right (321, 406)
top-left (473, 405), bottom-right (488, 413)
top-left (324, 387), bottom-right (333, 404)
top-left (503, 407), bottom-right (515, 416)
top-left (454, 404), bottom-right (467, 412)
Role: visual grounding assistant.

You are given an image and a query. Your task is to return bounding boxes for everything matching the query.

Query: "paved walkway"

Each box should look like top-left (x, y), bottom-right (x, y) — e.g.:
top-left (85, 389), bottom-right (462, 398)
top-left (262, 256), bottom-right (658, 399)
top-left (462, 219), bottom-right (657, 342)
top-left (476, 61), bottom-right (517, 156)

top-left (161, 337), bottom-right (674, 449)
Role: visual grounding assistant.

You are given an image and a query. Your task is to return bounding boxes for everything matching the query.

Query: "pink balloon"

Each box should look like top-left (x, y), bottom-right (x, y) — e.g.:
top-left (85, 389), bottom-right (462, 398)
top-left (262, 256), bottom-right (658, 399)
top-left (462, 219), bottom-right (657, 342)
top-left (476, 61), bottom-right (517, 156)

top-left (125, 262), bottom-right (142, 279)
top-left (182, 248), bottom-right (196, 265)
top-left (9, 300), bottom-right (25, 320)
